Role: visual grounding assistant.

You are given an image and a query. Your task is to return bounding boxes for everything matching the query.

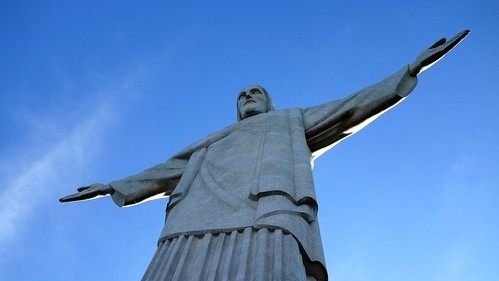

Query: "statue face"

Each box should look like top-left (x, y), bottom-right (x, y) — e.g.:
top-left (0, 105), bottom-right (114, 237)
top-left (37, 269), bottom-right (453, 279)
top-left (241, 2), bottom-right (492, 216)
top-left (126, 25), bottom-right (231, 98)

top-left (237, 88), bottom-right (268, 120)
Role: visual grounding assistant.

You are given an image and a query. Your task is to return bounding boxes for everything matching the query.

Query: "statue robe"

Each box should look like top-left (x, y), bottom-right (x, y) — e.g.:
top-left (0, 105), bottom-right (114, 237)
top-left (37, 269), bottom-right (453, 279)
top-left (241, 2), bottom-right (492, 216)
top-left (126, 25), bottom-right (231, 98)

top-left (108, 67), bottom-right (417, 280)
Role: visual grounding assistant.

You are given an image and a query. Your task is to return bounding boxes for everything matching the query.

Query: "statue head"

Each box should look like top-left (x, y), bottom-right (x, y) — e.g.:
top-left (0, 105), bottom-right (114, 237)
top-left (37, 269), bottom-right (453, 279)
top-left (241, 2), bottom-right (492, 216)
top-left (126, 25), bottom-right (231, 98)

top-left (237, 85), bottom-right (274, 121)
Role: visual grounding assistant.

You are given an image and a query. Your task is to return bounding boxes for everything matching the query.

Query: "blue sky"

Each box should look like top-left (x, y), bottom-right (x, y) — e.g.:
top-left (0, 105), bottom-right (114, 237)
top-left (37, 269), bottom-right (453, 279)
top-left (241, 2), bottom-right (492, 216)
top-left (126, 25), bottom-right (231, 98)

top-left (0, 1), bottom-right (497, 280)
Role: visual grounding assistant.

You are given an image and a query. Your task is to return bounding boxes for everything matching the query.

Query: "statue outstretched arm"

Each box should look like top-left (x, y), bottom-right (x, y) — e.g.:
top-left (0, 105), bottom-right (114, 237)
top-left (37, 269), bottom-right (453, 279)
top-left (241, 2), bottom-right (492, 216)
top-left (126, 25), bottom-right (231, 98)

top-left (304, 65), bottom-right (417, 158)
top-left (304, 30), bottom-right (469, 158)
top-left (59, 158), bottom-right (187, 207)
top-left (59, 125), bottom-right (219, 207)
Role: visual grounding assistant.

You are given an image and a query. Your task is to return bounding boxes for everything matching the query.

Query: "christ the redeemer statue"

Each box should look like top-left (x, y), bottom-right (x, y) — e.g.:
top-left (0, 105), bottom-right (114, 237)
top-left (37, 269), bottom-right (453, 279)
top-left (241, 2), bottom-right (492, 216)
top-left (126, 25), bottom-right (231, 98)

top-left (61, 30), bottom-right (469, 281)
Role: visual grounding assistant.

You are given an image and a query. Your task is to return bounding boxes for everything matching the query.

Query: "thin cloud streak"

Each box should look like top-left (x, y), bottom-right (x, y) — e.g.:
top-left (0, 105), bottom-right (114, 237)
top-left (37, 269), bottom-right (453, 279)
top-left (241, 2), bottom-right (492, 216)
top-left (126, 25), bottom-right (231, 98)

top-left (0, 99), bottom-right (117, 259)
top-left (0, 63), bottom-right (148, 258)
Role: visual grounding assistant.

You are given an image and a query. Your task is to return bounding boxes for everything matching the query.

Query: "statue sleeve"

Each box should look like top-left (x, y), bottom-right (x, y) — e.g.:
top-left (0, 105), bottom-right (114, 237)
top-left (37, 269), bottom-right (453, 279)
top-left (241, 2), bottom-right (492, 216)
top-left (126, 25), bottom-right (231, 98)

top-left (107, 122), bottom-right (234, 207)
top-left (108, 157), bottom-right (187, 207)
top-left (303, 66), bottom-right (417, 159)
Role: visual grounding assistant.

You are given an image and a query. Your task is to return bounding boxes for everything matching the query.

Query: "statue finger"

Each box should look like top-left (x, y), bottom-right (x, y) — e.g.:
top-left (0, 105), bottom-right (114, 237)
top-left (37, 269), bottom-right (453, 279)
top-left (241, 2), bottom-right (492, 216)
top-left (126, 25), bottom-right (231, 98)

top-left (443, 30), bottom-right (470, 52)
top-left (77, 186), bottom-right (91, 192)
top-left (429, 38), bottom-right (447, 49)
top-left (450, 30), bottom-right (470, 43)
top-left (59, 186), bottom-right (104, 202)
top-left (59, 192), bottom-right (89, 203)
top-left (77, 183), bottom-right (107, 192)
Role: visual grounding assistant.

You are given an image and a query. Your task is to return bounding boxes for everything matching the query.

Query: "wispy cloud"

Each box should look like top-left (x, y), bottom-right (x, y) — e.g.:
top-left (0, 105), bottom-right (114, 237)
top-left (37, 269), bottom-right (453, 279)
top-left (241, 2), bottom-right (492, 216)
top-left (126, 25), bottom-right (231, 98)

top-left (0, 100), bottom-right (116, 248)
top-left (0, 71), bottom-right (144, 264)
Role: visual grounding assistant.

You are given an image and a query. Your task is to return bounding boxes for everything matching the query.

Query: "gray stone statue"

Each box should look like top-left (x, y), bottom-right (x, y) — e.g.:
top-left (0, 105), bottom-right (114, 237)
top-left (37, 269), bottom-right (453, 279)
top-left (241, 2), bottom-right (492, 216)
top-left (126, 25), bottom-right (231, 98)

top-left (60, 30), bottom-right (469, 281)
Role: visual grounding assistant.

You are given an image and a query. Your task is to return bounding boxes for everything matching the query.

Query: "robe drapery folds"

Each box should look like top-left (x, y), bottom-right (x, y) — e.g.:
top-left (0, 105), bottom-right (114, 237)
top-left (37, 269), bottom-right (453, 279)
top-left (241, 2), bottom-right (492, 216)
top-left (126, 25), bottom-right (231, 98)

top-left (108, 67), bottom-right (417, 280)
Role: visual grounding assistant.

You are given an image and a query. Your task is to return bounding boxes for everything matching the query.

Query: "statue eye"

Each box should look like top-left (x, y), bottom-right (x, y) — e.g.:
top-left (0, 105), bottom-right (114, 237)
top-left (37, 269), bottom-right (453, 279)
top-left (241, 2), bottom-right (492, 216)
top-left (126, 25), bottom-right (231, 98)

top-left (238, 92), bottom-right (246, 100)
top-left (251, 89), bottom-right (262, 95)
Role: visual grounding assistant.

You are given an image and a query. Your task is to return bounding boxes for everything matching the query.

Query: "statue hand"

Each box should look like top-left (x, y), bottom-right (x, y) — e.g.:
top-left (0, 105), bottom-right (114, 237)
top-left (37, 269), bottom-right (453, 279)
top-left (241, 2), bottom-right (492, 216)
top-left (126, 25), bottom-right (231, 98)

top-left (59, 183), bottom-right (113, 203)
top-left (409, 30), bottom-right (470, 76)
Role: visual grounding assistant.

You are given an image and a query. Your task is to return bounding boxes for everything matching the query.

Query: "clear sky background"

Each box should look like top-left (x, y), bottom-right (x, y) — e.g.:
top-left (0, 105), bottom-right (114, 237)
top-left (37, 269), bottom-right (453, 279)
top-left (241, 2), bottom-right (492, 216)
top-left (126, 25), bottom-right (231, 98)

top-left (0, 1), bottom-right (497, 280)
